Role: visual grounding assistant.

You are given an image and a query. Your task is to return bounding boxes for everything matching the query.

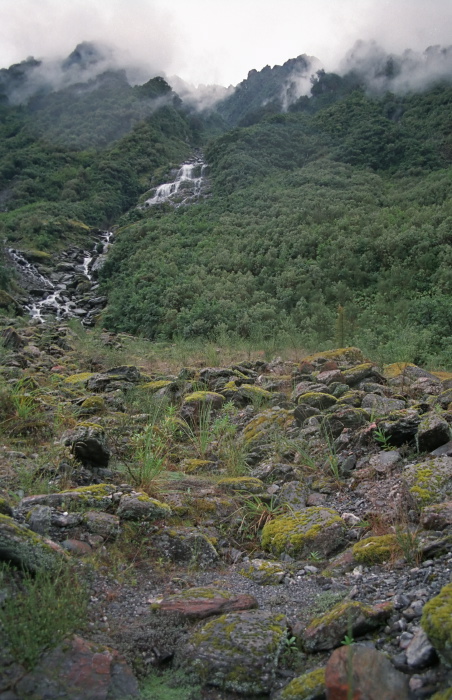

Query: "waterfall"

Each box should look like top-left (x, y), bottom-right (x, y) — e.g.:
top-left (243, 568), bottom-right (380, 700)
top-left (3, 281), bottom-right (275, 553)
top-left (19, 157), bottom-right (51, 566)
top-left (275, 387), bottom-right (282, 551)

top-left (144, 157), bottom-right (207, 207)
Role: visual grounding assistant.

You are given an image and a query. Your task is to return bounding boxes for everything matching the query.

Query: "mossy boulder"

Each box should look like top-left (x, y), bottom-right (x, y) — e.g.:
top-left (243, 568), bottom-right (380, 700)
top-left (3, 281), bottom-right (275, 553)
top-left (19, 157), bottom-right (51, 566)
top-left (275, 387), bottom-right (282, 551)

top-left (82, 511), bottom-right (120, 540)
top-left (142, 379), bottom-right (173, 393)
top-left (0, 290), bottom-right (23, 314)
top-left (261, 507), bottom-right (346, 559)
top-left (183, 391), bottom-right (225, 408)
top-left (352, 534), bottom-right (397, 564)
top-left (20, 484), bottom-right (117, 513)
top-left (421, 582), bottom-right (452, 666)
top-left (177, 610), bottom-right (287, 695)
top-left (361, 393), bottom-right (405, 415)
top-left (217, 476), bottom-right (265, 494)
top-left (342, 363), bottom-right (383, 386)
top-left (275, 668), bottom-right (325, 700)
top-left (0, 513), bottom-right (68, 572)
top-left (297, 392), bottom-right (337, 410)
top-left (116, 493), bottom-right (171, 521)
top-left (377, 409), bottom-right (422, 446)
top-left (302, 348), bottom-right (365, 366)
top-left (79, 396), bottom-right (106, 416)
top-left (155, 527), bottom-right (219, 567)
top-left (302, 600), bottom-right (392, 652)
top-left (321, 406), bottom-right (368, 438)
top-left (240, 559), bottom-right (286, 585)
top-left (404, 456), bottom-right (452, 506)
top-left (335, 390), bottom-right (365, 407)
top-left (417, 413), bottom-right (451, 452)
top-left (64, 372), bottom-right (95, 385)
top-left (242, 408), bottom-right (294, 445)
top-left (0, 498), bottom-right (13, 517)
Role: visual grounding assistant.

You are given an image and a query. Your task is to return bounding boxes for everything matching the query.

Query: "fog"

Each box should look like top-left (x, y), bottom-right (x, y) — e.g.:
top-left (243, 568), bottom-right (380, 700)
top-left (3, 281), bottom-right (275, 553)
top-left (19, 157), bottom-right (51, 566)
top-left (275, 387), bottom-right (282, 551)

top-left (2, 0), bottom-right (452, 88)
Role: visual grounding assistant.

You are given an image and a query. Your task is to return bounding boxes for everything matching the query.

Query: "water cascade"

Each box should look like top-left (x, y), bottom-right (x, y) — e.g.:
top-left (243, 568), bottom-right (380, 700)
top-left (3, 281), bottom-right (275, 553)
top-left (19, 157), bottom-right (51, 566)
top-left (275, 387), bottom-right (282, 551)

top-left (144, 156), bottom-right (207, 207)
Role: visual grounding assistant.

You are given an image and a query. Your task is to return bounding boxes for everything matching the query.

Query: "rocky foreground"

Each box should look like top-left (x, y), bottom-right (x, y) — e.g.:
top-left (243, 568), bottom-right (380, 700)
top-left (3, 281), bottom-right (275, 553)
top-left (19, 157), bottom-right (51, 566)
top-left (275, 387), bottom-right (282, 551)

top-left (1, 322), bottom-right (452, 699)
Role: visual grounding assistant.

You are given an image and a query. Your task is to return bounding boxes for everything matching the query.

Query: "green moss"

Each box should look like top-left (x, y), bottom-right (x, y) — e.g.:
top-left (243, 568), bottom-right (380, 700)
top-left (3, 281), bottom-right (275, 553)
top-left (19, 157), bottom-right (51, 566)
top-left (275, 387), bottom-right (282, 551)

top-left (308, 600), bottom-right (374, 630)
top-left (297, 392), bottom-right (337, 409)
top-left (352, 535), bottom-right (397, 564)
top-left (64, 372), bottom-right (94, 384)
top-left (184, 391), bottom-right (224, 404)
top-left (242, 408), bottom-right (293, 445)
top-left (421, 582), bottom-right (452, 665)
top-left (0, 498), bottom-right (13, 516)
top-left (430, 690), bottom-right (452, 700)
top-left (183, 459), bottom-right (214, 474)
top-left (142, 380), bottom-right (173, 393)
top-left (240, 384), bottom-right (273, 398)
top-left (261, 507), bottom-right (344, 557)
top-left (279, 667), bottom-right (326, 699)
top-left (217, 477), bottom-right (264, 493)
top-left (80, 396), bottom-right (106, 411)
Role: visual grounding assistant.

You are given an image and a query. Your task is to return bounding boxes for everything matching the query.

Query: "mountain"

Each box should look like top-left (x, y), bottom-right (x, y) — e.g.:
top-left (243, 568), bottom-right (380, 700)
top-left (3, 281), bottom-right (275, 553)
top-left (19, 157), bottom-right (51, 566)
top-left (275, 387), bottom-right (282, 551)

top-left (1, 42), bottom-right (452, 366)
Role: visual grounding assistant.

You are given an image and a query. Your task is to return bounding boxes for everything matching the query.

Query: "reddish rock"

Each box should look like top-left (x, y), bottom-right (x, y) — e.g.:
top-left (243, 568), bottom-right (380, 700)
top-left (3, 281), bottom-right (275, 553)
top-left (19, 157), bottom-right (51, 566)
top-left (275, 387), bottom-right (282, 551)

top-left (317, 369), bottom-right (345, 385)
top-left (325, 644), bottom-right (410, 699)
top-left (14, 635), bottom-right (139, 699)
top-left (61, 539), bottom-right (92, 556)
top-left (156, 587), bottom-right (258, 619)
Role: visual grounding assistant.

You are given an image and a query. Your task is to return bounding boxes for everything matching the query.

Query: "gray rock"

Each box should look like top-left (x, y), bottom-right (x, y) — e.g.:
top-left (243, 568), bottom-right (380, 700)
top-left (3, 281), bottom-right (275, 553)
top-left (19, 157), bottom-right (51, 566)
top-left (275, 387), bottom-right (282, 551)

top-left (60, 424), bottom-right (110, 468)
top-left (28, 505), bottom-right (52, 536)
top-left (177, 610), bottom-right (287, 695)
top-left (0, 514), bottom-right (67, 572)
top-left (417, 413), bottom-right (451, 452)
top-left (155, 527), bottom-right (219, 567)
top-left (406, 627), bottom-right (437, 668)
top-left (361, 393), bottom-right (405, 415)
top-left (116, 493), bottom-right (171, 521)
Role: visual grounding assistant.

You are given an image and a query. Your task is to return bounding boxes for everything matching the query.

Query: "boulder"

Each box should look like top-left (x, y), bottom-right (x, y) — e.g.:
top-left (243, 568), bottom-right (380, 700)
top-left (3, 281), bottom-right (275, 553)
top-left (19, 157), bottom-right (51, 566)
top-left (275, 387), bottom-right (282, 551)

top-left (116, 493), bottom-right (171, 521)
top-left (274, 668), bottom-right (326, 700)
top-left (421, 582), bottom-right (452, 666)
top-left (0, 514), bottom-right (67, 572)
top-left (14, 635), bottom-right (139, 699)
top-left (325, 644), bottom-right (410, 699)
top-left (177, 610), bottom-right (287, 695)
top-left (155, 587), bottom-right (258, 619)
top-left (155, 527), bottom-right (219, 567)
top-left (261, 507), bottom-right (346, 559)
top-left (240, 559), bottom-right (286, 585)
top-left (60, 423), bottom-right (110, 468)
top-left (361, 393), bottom-right (405, 415)
top-left (417, 413), bottom-right (451, 452)
top-left (404, 456), bottom-right (452, 506)
top-left (300, 601), bottom-right (392, 652)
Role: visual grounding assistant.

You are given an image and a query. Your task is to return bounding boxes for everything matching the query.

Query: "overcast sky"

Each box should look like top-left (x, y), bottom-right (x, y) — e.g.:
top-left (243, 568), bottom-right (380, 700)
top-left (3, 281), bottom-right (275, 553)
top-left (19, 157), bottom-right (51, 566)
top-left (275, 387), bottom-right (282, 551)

top-left (1, 0), bottom-right (452, 86)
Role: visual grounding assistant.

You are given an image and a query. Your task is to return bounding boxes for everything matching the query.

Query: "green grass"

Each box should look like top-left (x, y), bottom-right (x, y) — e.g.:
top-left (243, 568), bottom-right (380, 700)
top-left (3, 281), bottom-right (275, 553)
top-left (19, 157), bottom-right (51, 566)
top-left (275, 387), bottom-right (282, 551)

top-left (0, 562), bottom-right (88, 670)
top-left (139, 669), bottom-right (201, 699)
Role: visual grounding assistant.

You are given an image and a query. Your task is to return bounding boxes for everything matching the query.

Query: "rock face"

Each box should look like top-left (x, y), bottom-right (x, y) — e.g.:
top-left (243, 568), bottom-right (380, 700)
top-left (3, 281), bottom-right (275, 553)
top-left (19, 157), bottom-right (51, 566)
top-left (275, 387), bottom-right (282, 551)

top-left (60, 423), bottom-right (110, 468)
top-left (325, 644), bottom-right (410, 699)
top-left (178, 610), bottom-right (287, 695)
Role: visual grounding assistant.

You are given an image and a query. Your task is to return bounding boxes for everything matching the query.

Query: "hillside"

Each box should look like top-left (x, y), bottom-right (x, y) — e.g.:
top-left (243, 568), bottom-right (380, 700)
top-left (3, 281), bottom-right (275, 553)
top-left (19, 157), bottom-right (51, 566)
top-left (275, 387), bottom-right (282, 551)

top-left (2, 41), bottom-right (452, 699)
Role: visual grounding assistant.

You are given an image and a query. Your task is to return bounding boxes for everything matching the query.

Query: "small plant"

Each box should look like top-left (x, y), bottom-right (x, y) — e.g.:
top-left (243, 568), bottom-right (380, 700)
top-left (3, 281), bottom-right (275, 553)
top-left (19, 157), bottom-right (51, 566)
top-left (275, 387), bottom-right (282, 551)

top-left (236, 495), bottom-right (286, 540)
top-left (373, 426), bottom-right (392, 450)
top-left (394, 524), bottom-right (421, 565)
top-left (0, 563), bottom-right (87, 670)
top-left (341, 633), bottom-right (355, 646)
top-left (308, 551), bottom-right (322, 562)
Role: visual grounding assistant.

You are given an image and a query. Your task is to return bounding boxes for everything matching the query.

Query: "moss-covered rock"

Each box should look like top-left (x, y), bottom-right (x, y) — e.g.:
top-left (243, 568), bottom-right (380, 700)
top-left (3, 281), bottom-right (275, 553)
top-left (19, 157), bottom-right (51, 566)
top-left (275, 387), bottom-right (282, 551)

top-left (0, 513), bottom-right (68, 572)
top-left (342, 363), bottom-right (383, 386)
top-left (142, 379), bottom-right (173, 393)
top-left (421, 582), bottom-right (452, 666)
top-left (155, 527), bottom-right (219, 567)
top-left (177, 610), bottom-right (287, 695)
top-left (240, 559), bottom-right (286, 585)
top-left (275, 667), bottom-right (326, 699)
top-left (417, 413), bottom-right (451, 452)
top-left (302, 600), bottom-right (392, 652)
top-left (64, 372), bottom-right (95, 385)
top-left (79, 396), bottom-right (106, 416)
top-left (242, 408), bottom-right (294, 445)
top-left (404, 456), bottom-right (452, 506)
top-left (20, 484), bottom-right (117, 513)
top-left (183, 391), bottom-right (225, 408)
top-left (352, 534), bottom-right (397, 564)
top-left (302, 348), bottom-right (365, 365)
top-left (261, 507), bottom-right (345, 559)
top-left (155, 587), bottom-right (258, 619)
top-left (297, 392), bottom-right (337, 410)
top-left (0, 498), bottom-right (13, 517)
top-left (116, 493), bottom-right (171, 521)
top-left (321, 406), bottom-right (368, 438)
top-left (217, 476), bottom-right (265, 494)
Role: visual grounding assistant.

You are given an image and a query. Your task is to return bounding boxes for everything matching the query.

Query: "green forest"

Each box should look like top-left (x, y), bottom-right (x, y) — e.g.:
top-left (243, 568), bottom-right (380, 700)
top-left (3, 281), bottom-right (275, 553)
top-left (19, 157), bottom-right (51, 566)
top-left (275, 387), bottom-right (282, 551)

top-left (2, 51), bottom-right (452, 366)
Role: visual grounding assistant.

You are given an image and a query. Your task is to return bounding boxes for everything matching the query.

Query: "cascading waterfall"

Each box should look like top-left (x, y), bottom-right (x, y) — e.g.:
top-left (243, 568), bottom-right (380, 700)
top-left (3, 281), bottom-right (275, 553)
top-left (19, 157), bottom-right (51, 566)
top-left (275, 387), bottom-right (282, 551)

top-left (8, 153), bottom-right (206, 323)
top-left (144, 157), bottom-right (207, 207)
top-left (8, 231), bottom-right (113, 324)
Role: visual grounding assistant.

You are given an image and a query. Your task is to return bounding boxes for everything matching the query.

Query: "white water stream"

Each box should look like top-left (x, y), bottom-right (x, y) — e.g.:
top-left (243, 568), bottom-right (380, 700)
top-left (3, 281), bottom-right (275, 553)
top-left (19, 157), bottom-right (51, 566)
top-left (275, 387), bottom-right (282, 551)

top-left (144, 158), bottom-right (207, 207)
